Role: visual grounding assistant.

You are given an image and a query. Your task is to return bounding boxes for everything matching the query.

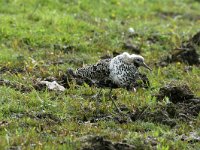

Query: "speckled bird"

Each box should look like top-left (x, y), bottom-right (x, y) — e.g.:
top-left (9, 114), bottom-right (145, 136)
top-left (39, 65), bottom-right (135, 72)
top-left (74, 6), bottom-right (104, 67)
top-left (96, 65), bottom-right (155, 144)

top-left (75, 52), bottom-right (152, 89)
top-left (74, 52), bottom-right (152, 112)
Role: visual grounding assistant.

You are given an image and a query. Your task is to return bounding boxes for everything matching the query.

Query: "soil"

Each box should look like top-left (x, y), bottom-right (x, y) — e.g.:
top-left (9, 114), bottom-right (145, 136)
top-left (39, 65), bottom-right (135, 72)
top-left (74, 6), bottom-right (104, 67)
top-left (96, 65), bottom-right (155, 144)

top-left (157, 31), bottom-right (200, 66)
top-left (81, 136), bottom-right (136, 150)
top-left (155, 83), bottom-right (194, 103)
top-left (0, 66), bottom-right (25, 74)
top-left (131, 83), bottom-right (200, 127)
top-left (122, 42), bottom-right (141, 54)
top-left (79, 83), bottom-right (200, 127)
top-left (0, 79), bottom-right (31, 93)
top-left (80, 135), bottom-right (158, 150)
top-left (79, 107), bottom-right (132, 124)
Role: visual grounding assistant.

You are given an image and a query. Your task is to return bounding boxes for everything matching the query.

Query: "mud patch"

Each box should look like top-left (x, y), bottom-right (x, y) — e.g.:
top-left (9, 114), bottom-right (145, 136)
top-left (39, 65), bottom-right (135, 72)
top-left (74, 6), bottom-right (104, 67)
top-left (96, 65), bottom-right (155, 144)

top-left (131, 106), bottom-right (177, 127)
top-left (80, 109), bottom-right (132, 124)
top-left (131, 100), bottom-right (200, 127)
top-left (0, 79), bottom-right (31, 93)
top-left (155, 83), bottom-right (194, 103)
top-left (80, 135), bottom-right (158, 150)
top-left (122, 41), bottom-right (141, 54)
top-left (81, 136), bottom-right (136, 150)
top-left (131, 99), bottom-right (200, 127)
top-left (131, 83), bottom-right (200, 127)
top-left (0, 66), bottom-right (25, 74)
top-left (130, 83), bottom-right (200, 127)
top-left (157, 31), bottom-right (200, 66)
top-left (10, 112), bottom-right (62, 125)
top-left (146, 33), bottom-right (170, 45)
top-left (75, 103), bottom-right (134, 124)
top-left (34, 112), bottom-right (61, 123)
top-left (76, 83), bottom-right (199, 127)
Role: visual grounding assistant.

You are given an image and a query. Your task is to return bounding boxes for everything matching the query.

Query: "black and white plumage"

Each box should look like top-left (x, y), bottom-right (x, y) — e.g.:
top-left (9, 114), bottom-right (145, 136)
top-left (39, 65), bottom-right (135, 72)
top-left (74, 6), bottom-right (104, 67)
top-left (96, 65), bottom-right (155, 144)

top-left (75, 58), bottom-right (111, 82)
top-left (75, 52), bottom-right (151, 89)
top-left (73, 52), bottom-right (151, 113)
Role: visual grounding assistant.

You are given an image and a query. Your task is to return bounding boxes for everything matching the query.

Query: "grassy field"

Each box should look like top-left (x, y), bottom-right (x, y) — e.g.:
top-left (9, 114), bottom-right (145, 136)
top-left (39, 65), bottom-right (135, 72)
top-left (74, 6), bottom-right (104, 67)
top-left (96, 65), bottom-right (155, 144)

top-left (0, 0), bottom-right (200, 149)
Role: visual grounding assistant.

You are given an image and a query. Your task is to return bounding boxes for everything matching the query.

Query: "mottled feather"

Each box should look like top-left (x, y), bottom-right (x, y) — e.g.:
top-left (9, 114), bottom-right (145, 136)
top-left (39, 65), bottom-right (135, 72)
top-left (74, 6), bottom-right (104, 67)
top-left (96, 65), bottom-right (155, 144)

top-left (74, 52), bottom-right (151, 89)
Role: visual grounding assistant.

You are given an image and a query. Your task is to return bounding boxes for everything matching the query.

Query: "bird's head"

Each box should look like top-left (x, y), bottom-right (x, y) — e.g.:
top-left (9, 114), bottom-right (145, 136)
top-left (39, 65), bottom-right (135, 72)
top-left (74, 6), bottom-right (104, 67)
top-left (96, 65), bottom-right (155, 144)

top-left (122, 52), bottom-right (152, 71)
top-left (131, 55), bottom-right (152, 71)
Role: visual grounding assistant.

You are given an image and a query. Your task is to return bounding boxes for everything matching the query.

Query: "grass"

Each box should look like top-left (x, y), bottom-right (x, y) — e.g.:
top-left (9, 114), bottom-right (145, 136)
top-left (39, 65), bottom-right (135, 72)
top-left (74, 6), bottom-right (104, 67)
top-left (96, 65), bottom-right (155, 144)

top-left (0, 0), bottom-right (200, 149)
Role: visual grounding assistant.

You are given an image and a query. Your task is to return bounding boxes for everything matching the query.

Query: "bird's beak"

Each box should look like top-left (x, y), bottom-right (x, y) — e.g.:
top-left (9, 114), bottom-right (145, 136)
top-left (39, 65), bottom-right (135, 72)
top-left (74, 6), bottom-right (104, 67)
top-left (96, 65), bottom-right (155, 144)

top-left (142, 63), bottom-right (152, 71)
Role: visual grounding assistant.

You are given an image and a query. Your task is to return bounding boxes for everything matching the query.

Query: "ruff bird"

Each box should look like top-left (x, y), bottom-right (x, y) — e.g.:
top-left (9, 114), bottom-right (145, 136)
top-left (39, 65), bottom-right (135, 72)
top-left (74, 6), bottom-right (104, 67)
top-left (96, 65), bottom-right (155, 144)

top-left (109, 52), bottom-right (151, 90)
top-left (74, 52), bottom-right (152, 112)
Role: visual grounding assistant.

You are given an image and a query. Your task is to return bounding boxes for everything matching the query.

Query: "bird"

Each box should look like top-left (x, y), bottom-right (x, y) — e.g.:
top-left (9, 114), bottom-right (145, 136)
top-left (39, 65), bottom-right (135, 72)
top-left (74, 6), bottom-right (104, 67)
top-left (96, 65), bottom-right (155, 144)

top-left (108, 52), bottom-right (152, 90)
top-left (73, 52), bottom-right (152, 112)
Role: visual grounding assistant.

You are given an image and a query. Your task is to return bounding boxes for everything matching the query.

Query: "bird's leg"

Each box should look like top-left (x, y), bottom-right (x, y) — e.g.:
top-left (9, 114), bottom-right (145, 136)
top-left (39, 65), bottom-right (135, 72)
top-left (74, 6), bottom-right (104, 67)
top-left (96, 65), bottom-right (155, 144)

top-left (92, 87), bottom-right (102, 99)
top-left (108, 88), bottom-right (122, 113)
top-left (94, 88), bottom-right (102, 113)
top-left (96, 87), bottom-right (102, 99)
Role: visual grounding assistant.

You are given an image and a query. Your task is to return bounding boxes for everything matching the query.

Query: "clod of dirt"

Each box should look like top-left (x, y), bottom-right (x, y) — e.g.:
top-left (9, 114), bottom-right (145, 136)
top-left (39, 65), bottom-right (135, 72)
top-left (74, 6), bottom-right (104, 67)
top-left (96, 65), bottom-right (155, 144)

top-left (131, 83), bottom-right (200, 127)
top-left (133, 73), bottom-right (150, 89)
top-left (155, 83), bottom-right (194, 103)
top-left (147, 36), bottom-right (160, 44)
top-left (34, 112), bottom-right (61, 123)
top-left (130, 106), bottom-right (177, 127)
top-left (112, 51), bottom-right (121, 57)
top-left (189, 31), bottom-right (200, 46)
top-left (78, 106), bottom-right (132, 124)
top-left (171, 48), bottom-right (199, 65)
top-left (157, 31), bottom-right (200, 66)
top-left (131, 101), bottom-right (200, 127)
top-left (122, 41), bottom-right (141, 54)
top-left (81, 136), bottom-right (136, 150)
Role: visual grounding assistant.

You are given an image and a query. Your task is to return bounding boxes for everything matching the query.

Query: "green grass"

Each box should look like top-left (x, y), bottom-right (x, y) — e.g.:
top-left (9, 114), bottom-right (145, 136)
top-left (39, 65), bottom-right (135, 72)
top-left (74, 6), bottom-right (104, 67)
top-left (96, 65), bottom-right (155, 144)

top-left (0, 0), bottom-right (200, 149)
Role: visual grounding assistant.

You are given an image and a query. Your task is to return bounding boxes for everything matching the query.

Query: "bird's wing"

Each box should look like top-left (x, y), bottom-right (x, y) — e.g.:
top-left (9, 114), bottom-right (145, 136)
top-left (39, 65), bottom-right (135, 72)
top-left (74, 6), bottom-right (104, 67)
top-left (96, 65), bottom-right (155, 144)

top-left (75, 59), bottom-right (111, 81)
